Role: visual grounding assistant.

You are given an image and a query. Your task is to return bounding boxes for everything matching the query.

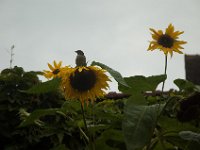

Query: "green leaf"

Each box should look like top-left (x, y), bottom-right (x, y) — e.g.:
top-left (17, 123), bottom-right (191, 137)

top-left (19, 108), bottom-right (60, 127)
top-left (22, 78), bottom-right (61, 94)
top-left (165, 134), bottom-right (200, 150)
top-left (158, 116), bottom-right (199, 132)
top-left (91, 61), bottom-right (129, 87)
top-left (119, 74), bottom-right (167, 94)
top-left (174, 79), bottom-right (196, 92)
top-left (61, 100), bottom-right (81, 113)
top-left (126, 93), bottom-right (147, 105)
top-left (157, 116), bottom-right (200, 149)
top-left (179, 131), bottom-right (200, 143)
top-left (123, 104), bottom-right (162, 150)
top-left (95, 129), bottom-right (125, 150)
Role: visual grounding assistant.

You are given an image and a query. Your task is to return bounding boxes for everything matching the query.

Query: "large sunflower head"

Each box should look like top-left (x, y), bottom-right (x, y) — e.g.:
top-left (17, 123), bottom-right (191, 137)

top-left (43, 60), bottom-right (63, 79)
top-left (148, 24), bottom-right (187, 56)
top-left (60, 66), bottom-right (110, 104)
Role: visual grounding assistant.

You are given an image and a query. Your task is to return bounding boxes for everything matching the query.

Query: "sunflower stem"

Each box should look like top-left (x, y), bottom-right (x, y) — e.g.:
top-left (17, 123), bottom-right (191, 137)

top-left (161, 55), bottom-right (168, 94)
top-left (80, 102), bottom-right (89, 134)
top-left (79, 127), bottom-right (89, 143)
top-left (80, 102), bottom-right (94, 150)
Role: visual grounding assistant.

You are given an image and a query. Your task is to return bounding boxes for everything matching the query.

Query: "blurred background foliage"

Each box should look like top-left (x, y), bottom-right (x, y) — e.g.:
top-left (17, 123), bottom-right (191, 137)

top-left (0, 65), bottom-right (200, 150)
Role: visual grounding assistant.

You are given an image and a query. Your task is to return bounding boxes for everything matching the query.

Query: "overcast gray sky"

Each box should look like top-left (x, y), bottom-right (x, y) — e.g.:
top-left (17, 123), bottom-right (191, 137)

top-left (0, 0), bottom-right (200, 91)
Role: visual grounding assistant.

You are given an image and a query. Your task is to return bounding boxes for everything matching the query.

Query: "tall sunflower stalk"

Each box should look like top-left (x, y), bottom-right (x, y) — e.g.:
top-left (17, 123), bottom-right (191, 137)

top-left (148, 24), bottom-right (187, 93)
top-left (80, 102), bottom-right (90, 144)
top-left (147, 24), bottom-right (187, 149)
top-left (80, 102), bottom-right (96, 150)
top-left (161, 55), bottom-right (168, 93)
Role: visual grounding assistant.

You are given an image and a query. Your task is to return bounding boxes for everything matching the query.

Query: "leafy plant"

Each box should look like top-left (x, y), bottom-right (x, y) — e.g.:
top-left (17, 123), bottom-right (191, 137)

top-left (1, 63), bottom-right (200, 150)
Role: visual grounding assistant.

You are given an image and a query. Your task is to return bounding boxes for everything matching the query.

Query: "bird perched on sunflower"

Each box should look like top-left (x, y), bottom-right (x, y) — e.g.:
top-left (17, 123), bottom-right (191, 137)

top-left (75, 50), bottom-right (87, 67)
top-left (43, 50), bottom-right (110, 105)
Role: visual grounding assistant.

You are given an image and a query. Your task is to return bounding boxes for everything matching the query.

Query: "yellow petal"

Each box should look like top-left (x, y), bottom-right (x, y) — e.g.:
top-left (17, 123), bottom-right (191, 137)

top-left (150, 28), bottom-right (159, 35)
top-left (53, 60), bottom-right (58, 68)
top-left (48, 63), bottom-right (54, 71)
top-left (169, 50), bottom-right (173, 57)
top-left (165, 24), bottom-right (174, 35)
top-left (152, 34), bottom-right (159, 40)
top-left (157, 30), bottom-right (163, 35)
top-left (171, 31), bottom-right (184, 38)
top-left (58, 61), bottom-right (62, 68)
top-left (78, 67), bottom-right (83, 72)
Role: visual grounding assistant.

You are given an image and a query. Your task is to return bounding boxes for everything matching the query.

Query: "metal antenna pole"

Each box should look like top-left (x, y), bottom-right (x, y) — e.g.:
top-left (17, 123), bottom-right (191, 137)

top-left (9, 45), bottom-right (15, 68)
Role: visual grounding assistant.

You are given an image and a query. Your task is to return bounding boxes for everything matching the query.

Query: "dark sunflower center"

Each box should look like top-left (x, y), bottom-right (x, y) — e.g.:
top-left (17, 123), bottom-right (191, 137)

top-left (158, 34), bottom-right (174, 48)
top-left (53, 69), bottom-right (60, 75)
top-left (70, 69), bottom-right (96, 92)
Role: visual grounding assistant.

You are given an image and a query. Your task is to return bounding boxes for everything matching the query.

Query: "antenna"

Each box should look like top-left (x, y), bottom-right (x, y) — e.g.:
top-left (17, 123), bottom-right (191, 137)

top-left (8, 45), bottom-right (15, 68)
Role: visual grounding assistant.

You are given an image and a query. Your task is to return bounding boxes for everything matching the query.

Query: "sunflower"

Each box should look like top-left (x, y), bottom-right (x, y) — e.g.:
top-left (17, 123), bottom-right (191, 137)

top-left (148, 24), bottom-right (187, 56)
top-left (43, 60), bottom-right (63, 79)
top-left (60, 66), bottom-right (110, 104)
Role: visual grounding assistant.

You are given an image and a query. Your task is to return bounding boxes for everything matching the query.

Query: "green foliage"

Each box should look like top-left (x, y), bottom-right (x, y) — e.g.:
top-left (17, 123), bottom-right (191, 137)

top-left (24, 78), bottom-right (61, 94)
top-left (118, 74), bottom-right (166, 94)
top-left (156, 116), bottom-right (200, 150)
top-left (19, 108), bottom-right (61, 127)
top-left (118, 75), bottom-right (166, 105)
top-left (0, 66), bottom-right (65, 150)
top-left (179, 131), bottom-right (200, 143)
top-left (123, 104), bottom-right (162, 150)
top-left (95, 129), bottom-right (125, 150)
top-left (91, 61), bottom-right (129, 87)
top-left (174, 78), bottom-right (197, 95)
top-left (1, 65), bottom-right (199, 150)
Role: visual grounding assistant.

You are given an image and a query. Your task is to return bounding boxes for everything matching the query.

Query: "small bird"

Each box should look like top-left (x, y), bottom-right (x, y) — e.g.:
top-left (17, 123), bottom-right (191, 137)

top-left (75, 50), bottom-right (87, 67)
